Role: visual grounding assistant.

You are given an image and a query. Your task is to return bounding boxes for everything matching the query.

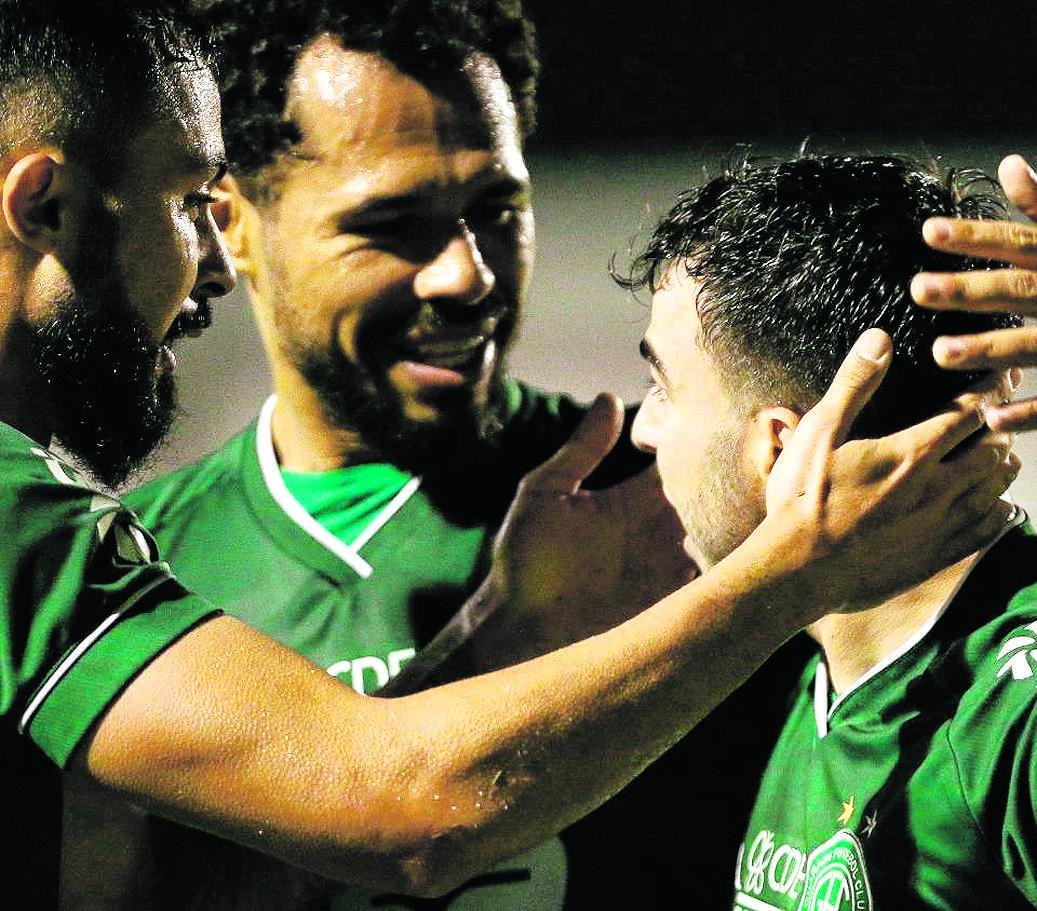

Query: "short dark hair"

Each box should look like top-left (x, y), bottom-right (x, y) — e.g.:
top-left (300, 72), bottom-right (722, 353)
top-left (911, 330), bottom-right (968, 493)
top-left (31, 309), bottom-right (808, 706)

top-left (204, 0), bottom-right (538, 180)
top-left (0, 0), bottom-right (214, 182)
top-left (624, 154), bottom-right (1022, 437)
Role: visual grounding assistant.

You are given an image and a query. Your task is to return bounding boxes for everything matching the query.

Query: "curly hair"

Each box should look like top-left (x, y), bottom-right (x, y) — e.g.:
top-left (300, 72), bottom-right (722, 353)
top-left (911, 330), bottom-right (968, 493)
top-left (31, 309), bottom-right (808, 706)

top-left (203, 0), bottom-right (538, 180)
top-left (622, 154), bottom-right (1022, 438)
top-left (0, 0), bottom-right (214, 181)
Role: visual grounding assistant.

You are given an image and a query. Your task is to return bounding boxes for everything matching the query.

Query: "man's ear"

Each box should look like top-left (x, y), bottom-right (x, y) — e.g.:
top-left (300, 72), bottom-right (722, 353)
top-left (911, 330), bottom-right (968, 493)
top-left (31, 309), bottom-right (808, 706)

top-left (212, 172), bottom-right (261, 280)
top-left (745, 405), bottom-right (803, 485)
top-left (2, 152), bottom-right (65, 253)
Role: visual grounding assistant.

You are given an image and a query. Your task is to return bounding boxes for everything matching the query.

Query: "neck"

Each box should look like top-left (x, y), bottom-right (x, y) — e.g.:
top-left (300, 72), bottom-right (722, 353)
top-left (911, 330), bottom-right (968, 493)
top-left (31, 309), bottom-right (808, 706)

top-left (269, 366), bottom-right (375, 472)
top-left (807, 553), bottom-right (978, 695)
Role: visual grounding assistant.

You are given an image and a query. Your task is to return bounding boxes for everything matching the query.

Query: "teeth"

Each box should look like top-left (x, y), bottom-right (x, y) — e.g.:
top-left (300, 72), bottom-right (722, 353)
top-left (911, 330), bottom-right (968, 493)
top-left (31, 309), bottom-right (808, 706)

top-left (410, 337), bottom-right (485, 366)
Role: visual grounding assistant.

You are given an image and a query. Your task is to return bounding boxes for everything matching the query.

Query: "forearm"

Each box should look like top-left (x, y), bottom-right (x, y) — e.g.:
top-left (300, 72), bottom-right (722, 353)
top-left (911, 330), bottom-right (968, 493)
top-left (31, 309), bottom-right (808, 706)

top-left (82, 517), bottom-right (813, 896)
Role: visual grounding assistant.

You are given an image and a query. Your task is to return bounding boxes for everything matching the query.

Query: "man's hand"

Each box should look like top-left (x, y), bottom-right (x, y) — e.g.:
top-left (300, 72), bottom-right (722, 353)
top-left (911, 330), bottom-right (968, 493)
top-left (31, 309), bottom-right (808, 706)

top-left (490, 394), bottom-right (695, 649)
top-left (762, 328), bottom-right (1018, 614)
top-left (912, 153), bottom-right (1037, 431)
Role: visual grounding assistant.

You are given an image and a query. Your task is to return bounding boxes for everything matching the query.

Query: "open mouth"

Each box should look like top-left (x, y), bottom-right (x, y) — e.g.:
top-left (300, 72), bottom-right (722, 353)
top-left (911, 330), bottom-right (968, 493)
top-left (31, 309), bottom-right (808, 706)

top-left (395, 335), bottom-right (496, 390)
top-left (166, 299), bottom-right (213, 342)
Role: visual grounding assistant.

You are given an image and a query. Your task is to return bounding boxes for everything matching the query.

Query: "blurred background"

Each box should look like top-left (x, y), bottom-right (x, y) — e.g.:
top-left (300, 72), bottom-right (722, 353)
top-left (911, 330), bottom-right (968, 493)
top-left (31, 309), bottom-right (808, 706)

top-left (146, 0), bottom-right (1037, 514)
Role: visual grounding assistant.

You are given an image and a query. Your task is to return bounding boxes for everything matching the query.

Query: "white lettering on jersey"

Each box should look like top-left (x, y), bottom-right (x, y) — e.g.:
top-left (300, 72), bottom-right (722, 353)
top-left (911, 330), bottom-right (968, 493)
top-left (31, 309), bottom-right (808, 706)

top-left (996, 621), bottom-right (1037, 681)
top-left (736, 829), bottom-right (866, 911)
top-left (327, 648), bottom-right (416, 695)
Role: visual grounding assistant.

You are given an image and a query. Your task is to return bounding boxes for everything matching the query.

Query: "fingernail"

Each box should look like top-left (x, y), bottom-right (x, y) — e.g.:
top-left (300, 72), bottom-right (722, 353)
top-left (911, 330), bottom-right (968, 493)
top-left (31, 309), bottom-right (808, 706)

top-left (934, 337), bottom-right (965, 363)
top-left (856, 328), bottom-right (890, 363)
top-left (1010, 367), bottom-right (1023, 391)
top-left (925, 219), bottom-right (951, 242)
top-left (912, 274), bottom-right (940, 301)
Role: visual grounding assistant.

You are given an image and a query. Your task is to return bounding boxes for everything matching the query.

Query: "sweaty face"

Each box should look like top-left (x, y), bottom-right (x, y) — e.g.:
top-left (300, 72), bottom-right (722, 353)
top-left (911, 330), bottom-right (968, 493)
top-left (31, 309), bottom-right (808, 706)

top-left (35, 67), bottom-right (234, 487)
top-left (261, 44), bottom-right (533, 473)
top-left (631, 267), bottom-right (764, 568)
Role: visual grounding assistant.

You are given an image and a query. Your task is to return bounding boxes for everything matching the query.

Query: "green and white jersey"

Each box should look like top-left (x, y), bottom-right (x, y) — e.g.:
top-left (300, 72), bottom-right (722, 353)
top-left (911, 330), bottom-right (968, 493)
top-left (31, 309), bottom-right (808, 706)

top-left (0, 421), bottom-right (217, 908)
top-left (126, 381), bottom-right (652, 910)
top-left (735, 517), bottom-right (1037, 911)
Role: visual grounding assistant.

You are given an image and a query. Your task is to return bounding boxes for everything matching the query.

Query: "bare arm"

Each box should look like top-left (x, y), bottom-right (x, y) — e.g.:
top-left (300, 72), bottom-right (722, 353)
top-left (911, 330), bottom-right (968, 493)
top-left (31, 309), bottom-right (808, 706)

top-left (913, 153), bottom-right (1037, 431)
top-left (76, 331), bottom-right (1015, 898)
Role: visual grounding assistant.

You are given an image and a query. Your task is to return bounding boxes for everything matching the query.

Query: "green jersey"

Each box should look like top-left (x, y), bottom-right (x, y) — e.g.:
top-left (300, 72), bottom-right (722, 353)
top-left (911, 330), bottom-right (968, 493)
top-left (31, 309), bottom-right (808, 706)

top-left (126, 381), bottom-right (807, 909)
top-left (735, 518), bottom-right (1037, 911)
top-left (0, 421), bottom-right (217, 909)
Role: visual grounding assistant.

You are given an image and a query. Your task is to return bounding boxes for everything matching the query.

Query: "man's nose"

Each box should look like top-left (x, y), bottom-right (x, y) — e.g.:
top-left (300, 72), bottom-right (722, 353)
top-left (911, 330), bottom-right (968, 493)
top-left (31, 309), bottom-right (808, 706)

top-left (194, 208), bottom-right (237, 301)
top-left (631, 400), bottom-right (658, 454)
top-left (413, 219), bottom-right (495, 306)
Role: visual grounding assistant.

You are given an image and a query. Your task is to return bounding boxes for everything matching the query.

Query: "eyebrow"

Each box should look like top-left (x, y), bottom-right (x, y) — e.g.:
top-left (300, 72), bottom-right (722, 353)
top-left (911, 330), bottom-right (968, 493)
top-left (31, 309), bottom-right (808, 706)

top-left (639, 337), bottom-right (668, 382)
top-left (339, 173), bottom-right (530, 218)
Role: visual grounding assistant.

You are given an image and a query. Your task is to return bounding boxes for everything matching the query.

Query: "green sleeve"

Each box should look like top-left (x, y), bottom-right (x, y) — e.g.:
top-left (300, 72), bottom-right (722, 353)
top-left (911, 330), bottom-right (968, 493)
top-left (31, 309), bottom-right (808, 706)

top-left (0, 430), bottom-right (219, 767)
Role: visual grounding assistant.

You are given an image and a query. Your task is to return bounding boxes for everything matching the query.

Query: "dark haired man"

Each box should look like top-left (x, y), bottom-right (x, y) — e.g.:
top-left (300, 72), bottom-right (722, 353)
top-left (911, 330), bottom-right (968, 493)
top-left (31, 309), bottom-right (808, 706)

top-left (5, 5), bottom-right (1017, 911)
top-left (110, 1), bottom-right (1037, 907)
top-left (624, 154), bottom-right (1037, 909)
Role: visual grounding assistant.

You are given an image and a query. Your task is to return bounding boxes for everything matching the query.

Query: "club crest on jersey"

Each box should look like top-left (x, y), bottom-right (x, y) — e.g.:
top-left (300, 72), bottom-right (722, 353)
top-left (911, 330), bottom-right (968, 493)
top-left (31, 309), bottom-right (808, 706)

top-left (798, 829), bottom-right (872, 911)
top-left (995, 621), bottom-right (1037, 681)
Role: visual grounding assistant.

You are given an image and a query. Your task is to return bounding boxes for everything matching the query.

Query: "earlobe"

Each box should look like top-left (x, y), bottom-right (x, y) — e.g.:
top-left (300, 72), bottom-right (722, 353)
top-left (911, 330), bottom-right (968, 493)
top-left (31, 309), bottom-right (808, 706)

top-left (213, 172), bottom-right (259, 279)
top-left (2, 153), bottom-right (64, 252)
top-left (747, 406), bottom-right (802, 484)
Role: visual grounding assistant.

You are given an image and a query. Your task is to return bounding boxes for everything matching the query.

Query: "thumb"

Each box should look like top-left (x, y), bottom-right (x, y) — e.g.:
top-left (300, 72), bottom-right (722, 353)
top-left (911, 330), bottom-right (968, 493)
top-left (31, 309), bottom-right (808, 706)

top-left (806, 329), bottom-right (892, 446)
top-left (999, 155), bottom-right (1037, 222)
top-left (523, 393), bottom-right (624, 494)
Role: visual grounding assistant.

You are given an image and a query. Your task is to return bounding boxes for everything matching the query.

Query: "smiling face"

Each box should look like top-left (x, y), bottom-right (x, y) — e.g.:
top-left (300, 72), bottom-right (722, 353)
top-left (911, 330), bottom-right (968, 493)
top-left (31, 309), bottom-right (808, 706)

top-left (32, 66), bottom-right (235, 486)
top-left (631, 267), bottom-right (766, 568)
top-left (252, 41), bottom-right (534, 471)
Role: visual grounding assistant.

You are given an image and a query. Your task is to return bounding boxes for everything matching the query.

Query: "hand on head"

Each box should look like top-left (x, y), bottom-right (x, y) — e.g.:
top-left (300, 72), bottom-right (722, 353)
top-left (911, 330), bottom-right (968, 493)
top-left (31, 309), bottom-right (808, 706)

top-left (912, 154), bottom-right (1037, 432)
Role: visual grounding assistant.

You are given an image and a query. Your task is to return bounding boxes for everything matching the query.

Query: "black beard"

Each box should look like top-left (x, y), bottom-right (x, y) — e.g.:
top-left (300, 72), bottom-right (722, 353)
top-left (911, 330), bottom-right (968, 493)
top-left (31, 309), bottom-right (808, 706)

top-left (293, 343), bottom-right (509, 478)
top-left (30, 214), bottom-right (178, 489)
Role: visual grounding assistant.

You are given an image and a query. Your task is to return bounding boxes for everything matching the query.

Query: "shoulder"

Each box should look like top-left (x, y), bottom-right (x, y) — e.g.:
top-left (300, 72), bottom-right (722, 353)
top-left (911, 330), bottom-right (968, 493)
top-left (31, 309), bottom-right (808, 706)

top-left (125, 423), bottom-right (254, 527)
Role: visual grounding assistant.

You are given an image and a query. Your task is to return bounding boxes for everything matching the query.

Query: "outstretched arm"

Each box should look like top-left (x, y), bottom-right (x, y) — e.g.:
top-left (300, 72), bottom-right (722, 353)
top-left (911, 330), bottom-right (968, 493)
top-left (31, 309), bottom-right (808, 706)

top-left (912, 153), bottom-right (1037, 431)
top-left (76, 332), bottom-right (1015, 898)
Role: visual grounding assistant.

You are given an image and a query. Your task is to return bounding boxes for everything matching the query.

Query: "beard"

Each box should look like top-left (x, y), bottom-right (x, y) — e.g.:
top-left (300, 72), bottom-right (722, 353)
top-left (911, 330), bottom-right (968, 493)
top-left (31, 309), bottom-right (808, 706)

top-left (292, 340), bottom-right (511, 478)
top-left (30, 212), bottom-right (178, 490)
top-left (284, 294), bottom-right (518, 477)
top-left (679, 429), bottom-right (765, 570)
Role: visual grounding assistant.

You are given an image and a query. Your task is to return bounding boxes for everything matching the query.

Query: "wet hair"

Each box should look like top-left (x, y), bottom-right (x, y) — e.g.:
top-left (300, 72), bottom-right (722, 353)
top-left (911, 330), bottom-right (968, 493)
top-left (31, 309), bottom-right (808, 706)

top-left (0, 0), bottom-right (215, 182)
top-left (204, 0), bottom-right (537, 182)
top-left (623, 154), bottom-right (1022, 437)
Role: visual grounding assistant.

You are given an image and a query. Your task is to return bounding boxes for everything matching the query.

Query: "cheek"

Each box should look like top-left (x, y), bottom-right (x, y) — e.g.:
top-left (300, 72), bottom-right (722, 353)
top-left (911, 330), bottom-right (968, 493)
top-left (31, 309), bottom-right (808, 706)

top-left (118, 206), bottom-right (197, 331)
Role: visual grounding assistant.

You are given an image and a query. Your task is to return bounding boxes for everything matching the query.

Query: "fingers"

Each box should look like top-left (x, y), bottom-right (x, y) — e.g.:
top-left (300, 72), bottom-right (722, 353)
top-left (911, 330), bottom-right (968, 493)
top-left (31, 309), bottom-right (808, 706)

top-left (932, 326), bottom-right (1037, 371)
top-left (801, 329), bottom-right (892, 447)
top-left (522, 393), bottom-right (624, 494)
top-left (999, 154), bottom-right (1037, 221)
top-left (916, 220), bottom-right (1037, 273)
top-left (912, 266), bottom-right (1037, 315)
top-left (883, 395), bottom-right (986, 462)
top-left (983, 398), bottom-right (1037, 433)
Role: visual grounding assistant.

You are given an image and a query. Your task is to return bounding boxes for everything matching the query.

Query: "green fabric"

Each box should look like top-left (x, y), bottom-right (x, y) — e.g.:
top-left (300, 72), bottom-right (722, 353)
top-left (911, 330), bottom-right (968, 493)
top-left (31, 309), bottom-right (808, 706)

top-left (281, 463), bottom-right (411, 548)
top-left (126, 381), bottom-right (653, 910)
top-left (0, 421), bottom-right (218, 908)
top-left (735, 525), bottom-right (1037, 911)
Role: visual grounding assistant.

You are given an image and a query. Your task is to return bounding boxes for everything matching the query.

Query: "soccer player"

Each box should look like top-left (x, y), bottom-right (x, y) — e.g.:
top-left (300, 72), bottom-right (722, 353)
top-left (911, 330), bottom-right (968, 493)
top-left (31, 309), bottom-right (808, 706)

top-left (105, 1), bottom-right (1037, 907)
top-left (5, 5), bottom-right (1014, 911)
top-left (623, 153), bottom-right (1037, 909)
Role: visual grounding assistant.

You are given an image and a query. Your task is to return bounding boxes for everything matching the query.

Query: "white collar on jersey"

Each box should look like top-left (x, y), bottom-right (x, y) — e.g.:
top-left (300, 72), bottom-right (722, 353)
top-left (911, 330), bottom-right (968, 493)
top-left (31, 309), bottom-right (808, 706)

top-left (813, 502), bottom-right (1028, 739)
top-left (254, 395), bottom-right (422, 580)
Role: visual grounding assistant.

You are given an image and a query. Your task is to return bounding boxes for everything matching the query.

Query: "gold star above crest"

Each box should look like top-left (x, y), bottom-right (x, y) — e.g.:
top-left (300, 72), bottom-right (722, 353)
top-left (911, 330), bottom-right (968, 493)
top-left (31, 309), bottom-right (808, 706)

top-left (837, 795), bottom-right (856, 825)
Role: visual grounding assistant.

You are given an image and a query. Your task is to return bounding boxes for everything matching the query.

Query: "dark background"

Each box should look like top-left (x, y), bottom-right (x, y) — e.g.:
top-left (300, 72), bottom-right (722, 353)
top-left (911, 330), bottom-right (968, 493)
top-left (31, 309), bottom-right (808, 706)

top-left (525, 0), bottom-right (1035, 145)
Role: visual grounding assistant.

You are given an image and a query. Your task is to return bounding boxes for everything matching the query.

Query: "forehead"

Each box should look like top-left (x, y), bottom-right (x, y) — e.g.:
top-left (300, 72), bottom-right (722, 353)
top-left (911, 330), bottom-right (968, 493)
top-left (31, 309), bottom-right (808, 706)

top-left (284, 40), bottom-right (527, 195)
top-left (647, 266), bottom-right (704, 358)
top-left (120, 66), bottom-right (225, 189)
